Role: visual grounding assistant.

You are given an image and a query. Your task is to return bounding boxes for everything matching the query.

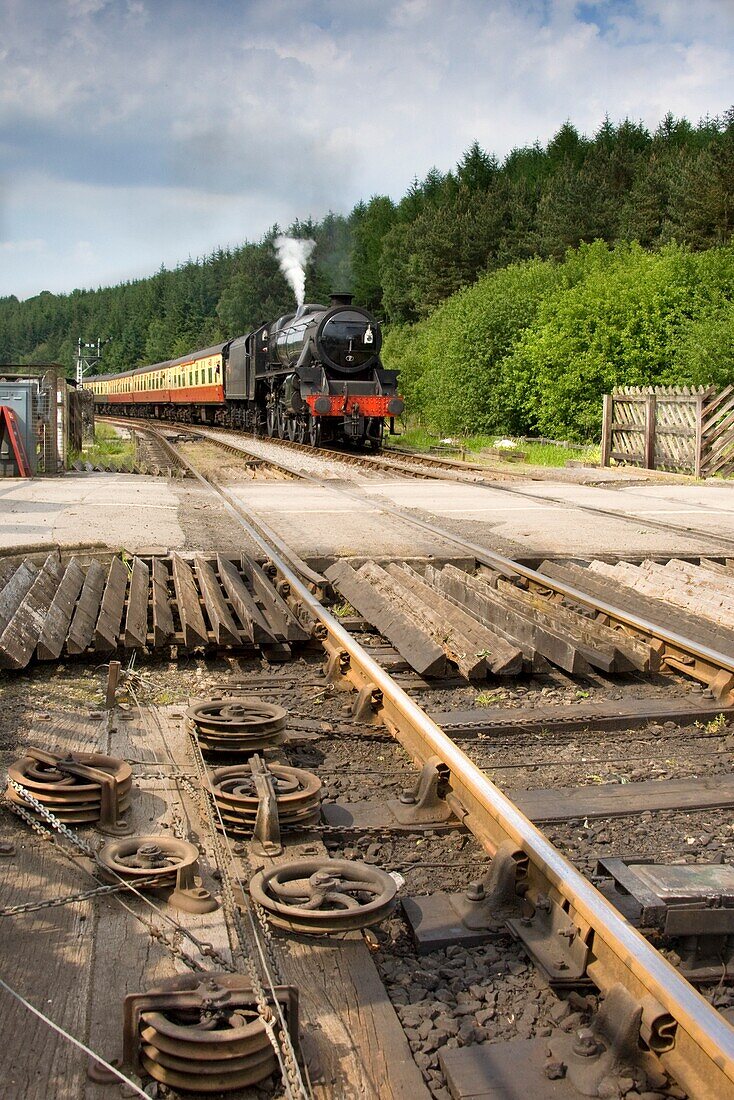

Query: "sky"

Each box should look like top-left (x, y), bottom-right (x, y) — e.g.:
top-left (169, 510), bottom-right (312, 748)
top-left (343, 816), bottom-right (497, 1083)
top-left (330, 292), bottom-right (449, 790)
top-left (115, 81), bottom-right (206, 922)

top-left (1, 0), bottom-right (732, 300)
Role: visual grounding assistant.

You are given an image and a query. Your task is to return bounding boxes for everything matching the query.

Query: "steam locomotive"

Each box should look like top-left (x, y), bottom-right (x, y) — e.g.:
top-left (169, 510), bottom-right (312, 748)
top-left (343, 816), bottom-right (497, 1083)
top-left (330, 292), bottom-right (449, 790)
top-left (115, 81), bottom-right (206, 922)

top-left (85, 294), bottom-right (403, 449)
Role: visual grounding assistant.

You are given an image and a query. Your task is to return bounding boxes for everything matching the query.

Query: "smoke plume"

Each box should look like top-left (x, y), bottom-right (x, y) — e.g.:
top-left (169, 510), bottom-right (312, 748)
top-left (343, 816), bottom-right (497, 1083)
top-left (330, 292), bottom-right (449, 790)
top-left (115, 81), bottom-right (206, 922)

top-left (274, 235), bottom-right (316, 307)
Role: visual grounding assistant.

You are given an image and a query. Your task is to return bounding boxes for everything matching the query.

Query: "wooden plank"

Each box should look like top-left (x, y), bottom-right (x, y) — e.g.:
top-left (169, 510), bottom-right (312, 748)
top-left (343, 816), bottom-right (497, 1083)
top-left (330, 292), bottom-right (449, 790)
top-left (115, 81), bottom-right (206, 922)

top-left (217, 555), bottom-right (277, 644)
top-left (0, 556), bottom-right (23, 589)
top-left (428, 564), bottom-right (592, 677)
top-left (0, 559), bottom-right (38, 635)
top-left (36, 557), bottom-right (86, 660)
top-left (241, 554), bottom-right (309, 642)
top-left (123, 556), bottom-right (150, 648)
top-left (357, 561), bottom-right (486, 680)
top-left (66, 560), bottom-right (107, 654)
top-left (600, 393), bottom-right (612, 467)
top-left (171, 552), bottom-right (209, 649)
top-left (394, 562), bottom-right (523, 676)
top-left (94, 555), bottom-right (129, 652)
top-left (538, 560), bottom-right (734, 660)
top-left (694, 392), bottom-right (704, 478)
top-left (0, 708), bottom-right (106, 1099)
top-left (151, 557), bottom-right (175, 646)
top-left (326, 559), bottom-right (447, 677)
top-left (488, 579), bottom-right (620, 674)
top-left (0, 552), bottom-right (63, 669)
top-left (495, 576), bottom-right (656, 673)
top-left (245, 833), bottom-right (430, 1100)
top-left (644, 392), bottom-right (656, 469)
top-left (512, 774), bottom-right (734, 823)
top-left (194, 555), bottom-right (241, 646)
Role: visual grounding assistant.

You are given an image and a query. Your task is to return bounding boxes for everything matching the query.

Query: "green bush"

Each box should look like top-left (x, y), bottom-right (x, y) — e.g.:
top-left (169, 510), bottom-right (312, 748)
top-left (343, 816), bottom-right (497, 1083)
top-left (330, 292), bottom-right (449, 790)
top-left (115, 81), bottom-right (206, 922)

top-left (384, 240), bottom-right (734, 440)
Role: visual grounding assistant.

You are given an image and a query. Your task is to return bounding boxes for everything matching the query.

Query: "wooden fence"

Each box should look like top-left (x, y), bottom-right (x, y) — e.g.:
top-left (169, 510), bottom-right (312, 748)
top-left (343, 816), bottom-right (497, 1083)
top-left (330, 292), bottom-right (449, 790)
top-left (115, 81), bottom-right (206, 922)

top-left (601, 385), bottom-right (734, 478)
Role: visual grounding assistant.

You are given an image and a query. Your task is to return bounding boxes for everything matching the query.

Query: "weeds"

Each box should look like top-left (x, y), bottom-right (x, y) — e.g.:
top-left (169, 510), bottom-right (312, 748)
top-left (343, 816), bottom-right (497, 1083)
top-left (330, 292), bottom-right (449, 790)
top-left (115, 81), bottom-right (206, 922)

top-left (387, 428), bottom-right (599, 468)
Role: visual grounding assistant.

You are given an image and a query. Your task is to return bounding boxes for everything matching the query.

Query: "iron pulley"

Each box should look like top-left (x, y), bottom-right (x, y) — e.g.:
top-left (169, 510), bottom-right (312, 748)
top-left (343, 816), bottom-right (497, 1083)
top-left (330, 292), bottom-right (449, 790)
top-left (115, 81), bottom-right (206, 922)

top-left (248, 858), bottom-right (398, 934)
top-left (5, 748), bottom-right (132, 833)
top-left (124, 975), bottom-right (298, 1094)
top-left (98, 835), bottom-right (218, 914)
top-left (187, 698), bottom-right (287, 755)
top-left (208, 759), bottom-right (322, 846)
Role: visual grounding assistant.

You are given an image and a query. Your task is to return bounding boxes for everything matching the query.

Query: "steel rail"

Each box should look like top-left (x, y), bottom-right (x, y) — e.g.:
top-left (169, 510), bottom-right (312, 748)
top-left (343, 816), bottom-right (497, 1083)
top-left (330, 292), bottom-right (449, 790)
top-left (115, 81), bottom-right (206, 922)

top-left (235, 554), bottom-right (734, 1100)
top-left (100, 417), bottom-right (325, 588)
top-left (148, 420), bottom-right (734, 692)
top-left (117, 423), bottom-right (734, 1098)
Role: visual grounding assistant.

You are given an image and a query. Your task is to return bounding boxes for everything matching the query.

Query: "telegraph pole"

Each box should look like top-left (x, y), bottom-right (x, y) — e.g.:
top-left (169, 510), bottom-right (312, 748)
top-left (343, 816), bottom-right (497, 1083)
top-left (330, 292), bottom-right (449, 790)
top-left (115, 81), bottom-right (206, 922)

top-left (75, 337), bottom-right (103, 385)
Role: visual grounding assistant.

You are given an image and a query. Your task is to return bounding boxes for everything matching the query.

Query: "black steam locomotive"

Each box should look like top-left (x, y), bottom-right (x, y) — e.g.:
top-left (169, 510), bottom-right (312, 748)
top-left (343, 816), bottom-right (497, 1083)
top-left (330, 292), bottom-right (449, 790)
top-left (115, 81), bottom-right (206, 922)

top-left (86, 294), bottom-right (404, 449)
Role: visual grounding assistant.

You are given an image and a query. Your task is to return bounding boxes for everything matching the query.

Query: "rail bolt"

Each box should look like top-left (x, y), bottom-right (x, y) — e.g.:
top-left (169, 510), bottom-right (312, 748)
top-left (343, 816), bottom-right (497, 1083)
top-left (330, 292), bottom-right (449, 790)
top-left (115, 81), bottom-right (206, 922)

top-left (572, 1028), bottom-right (602, 1058)
top-left (465, 881), bottom-right (486, 902)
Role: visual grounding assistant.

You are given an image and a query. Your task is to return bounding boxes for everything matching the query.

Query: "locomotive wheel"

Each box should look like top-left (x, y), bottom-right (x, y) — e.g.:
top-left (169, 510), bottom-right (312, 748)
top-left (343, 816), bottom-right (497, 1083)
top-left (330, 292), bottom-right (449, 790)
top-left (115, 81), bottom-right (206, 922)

top-left (286, 417), bottom-right (297, 441)
top-left (248, 858), bottom-right (397, 934)
top-left (276, 407), bottom-right (286, 439)
top-left (296, 418), bottom-right (307, 444)
top-left (308, 415), bottom-right (321, 447)
top-left (266, 407), bottom-right (276, 436)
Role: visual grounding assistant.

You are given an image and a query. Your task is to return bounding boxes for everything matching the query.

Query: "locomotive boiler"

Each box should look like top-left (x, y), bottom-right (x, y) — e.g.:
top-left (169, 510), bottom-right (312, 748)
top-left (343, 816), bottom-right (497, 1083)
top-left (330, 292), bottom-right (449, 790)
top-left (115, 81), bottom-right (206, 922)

top-left (85, 294), bottom-right (403, 450)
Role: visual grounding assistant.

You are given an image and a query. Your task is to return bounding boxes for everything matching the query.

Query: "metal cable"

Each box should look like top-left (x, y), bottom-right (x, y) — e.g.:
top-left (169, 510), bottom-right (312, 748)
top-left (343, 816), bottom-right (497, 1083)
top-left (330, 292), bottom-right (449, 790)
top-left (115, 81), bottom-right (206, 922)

top-left (131, 694), bottom-right (311, 1100)
top-left (7, 781), bottom-right (232, 973)
top-left (0, 976), bottom-right (148, 1099)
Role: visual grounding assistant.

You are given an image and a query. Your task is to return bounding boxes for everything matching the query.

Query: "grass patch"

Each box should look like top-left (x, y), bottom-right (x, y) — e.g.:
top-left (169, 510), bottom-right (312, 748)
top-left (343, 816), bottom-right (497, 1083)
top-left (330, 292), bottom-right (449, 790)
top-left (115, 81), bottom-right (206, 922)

top-left (387, 427), bottom-right (599, 468)
top-left (69, 423), bottom-right (135, 468)
top-left (332, 600), bottom-right (357, 618)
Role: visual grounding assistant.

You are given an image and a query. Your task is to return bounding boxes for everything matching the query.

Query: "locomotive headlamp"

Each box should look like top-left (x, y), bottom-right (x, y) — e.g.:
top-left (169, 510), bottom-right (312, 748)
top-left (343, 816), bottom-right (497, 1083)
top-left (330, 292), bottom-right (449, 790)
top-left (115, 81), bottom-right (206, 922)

top-left (363, 325), bottom-right (374, 345)
top-left (314, 396), bottom-right (332, 414)
top-left (387, 397), bottom-right (405, 416)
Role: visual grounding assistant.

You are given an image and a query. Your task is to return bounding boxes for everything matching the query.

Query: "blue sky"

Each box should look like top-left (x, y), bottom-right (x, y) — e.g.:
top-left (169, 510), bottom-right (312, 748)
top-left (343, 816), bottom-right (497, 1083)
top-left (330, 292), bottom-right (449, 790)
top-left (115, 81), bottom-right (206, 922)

top-left (1, 0), bottom-right (732, 299)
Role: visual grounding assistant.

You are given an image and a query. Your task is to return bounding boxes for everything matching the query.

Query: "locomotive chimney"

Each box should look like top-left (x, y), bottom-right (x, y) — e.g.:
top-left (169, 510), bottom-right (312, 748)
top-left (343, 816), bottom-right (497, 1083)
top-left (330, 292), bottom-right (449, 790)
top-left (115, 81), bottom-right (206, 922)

top-left (329, 292), bottom-right (353, 308)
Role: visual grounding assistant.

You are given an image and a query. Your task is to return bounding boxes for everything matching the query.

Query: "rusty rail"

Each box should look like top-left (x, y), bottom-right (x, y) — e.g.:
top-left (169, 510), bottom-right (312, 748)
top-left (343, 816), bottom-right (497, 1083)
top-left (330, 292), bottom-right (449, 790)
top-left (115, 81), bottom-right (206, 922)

top-left (141, 425), bottom-right (734, 1099)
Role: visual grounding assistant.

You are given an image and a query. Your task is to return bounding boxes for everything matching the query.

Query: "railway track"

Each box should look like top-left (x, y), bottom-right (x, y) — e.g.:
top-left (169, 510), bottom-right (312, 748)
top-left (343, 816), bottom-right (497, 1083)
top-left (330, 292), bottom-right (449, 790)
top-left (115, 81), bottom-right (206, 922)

top-left (3, 422), bottom-right (734, 1097)
top-left (102, 418), bottom-right (734, 703)
top-left (101, 414), bottom-right (734, 553)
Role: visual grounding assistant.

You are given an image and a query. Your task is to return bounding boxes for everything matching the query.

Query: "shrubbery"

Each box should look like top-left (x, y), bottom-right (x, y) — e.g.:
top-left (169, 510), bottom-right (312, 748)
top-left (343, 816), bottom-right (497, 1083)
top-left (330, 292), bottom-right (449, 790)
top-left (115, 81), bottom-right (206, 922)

top-left (383, 241), bottom-right (734, 441)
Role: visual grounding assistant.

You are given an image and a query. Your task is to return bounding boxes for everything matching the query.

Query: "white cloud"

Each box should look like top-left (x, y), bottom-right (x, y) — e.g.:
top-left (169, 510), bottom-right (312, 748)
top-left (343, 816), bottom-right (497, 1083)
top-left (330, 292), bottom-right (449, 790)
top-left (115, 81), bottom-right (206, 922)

top-left (0, 238), bottom-right (45, 254)
top-left (0, 0), bottom-right (732, 297)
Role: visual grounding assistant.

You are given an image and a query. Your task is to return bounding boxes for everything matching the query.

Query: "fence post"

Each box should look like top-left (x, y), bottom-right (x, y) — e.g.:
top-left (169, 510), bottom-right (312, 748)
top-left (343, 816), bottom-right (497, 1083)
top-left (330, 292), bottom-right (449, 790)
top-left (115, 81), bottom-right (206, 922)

top-left (644, 393), bottom-right (656, 469)
top-left (694, 393), bottom-right (704, 479)
top-left (601, 394), bottom-right (612, 467)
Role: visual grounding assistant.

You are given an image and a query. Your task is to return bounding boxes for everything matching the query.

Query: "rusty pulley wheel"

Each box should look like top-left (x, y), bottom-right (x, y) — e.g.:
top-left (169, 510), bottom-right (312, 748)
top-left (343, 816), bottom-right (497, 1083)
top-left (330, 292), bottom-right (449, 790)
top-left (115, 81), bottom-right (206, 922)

top-left (124, 974), bottom-right (298, 1094)
top-left (249, 858), bottom-right (398, 934)
top-left (187, 698), bottom-right (287, 756)
top-left (98, 835), bottom-right (218, 914)
top-left (208, 763), bottom-right (321, 836)
top-left (5, 749), bottom-right (132, 828)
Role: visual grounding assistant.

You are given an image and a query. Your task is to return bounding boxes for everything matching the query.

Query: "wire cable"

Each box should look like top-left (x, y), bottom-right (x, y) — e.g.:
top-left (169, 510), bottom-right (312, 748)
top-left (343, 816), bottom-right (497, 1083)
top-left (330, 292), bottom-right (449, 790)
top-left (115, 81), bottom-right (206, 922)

top-left (0, 976), bottom-right (148, 1099)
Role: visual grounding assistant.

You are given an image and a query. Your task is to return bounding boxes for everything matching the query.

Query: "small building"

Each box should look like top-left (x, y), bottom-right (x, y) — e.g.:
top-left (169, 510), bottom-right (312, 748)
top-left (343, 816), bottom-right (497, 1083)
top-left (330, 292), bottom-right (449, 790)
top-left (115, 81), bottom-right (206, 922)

top-left (0, 365), bottom-right (92, 477)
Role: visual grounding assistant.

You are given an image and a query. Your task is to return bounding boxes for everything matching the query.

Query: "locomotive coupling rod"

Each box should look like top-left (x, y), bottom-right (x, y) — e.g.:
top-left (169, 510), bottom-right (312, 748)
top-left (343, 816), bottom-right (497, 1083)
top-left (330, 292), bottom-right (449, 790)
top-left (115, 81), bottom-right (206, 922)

top-left (258, 547), bottom-right (734, 1100)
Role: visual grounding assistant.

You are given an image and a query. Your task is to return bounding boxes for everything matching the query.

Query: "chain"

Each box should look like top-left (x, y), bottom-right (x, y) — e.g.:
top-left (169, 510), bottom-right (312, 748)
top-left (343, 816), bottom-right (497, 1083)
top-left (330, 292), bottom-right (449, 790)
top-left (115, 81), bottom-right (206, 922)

top-left (184, 728), bottom-right (310, 1100)
top-left (7, 779), bottom-right (96, 856)
top-left (0, 874), bottom-right (169, 916)
top-left (176, 773), bottom-right (285, 983)
top-left (7, 781), bottom-right (235, 975)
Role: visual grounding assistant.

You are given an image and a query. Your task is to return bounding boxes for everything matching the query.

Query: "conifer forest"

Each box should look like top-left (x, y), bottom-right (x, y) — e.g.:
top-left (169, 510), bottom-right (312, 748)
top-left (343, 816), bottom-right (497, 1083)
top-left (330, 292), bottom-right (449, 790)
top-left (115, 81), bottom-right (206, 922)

top-left (2, 110), bottom-right (733, 440)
